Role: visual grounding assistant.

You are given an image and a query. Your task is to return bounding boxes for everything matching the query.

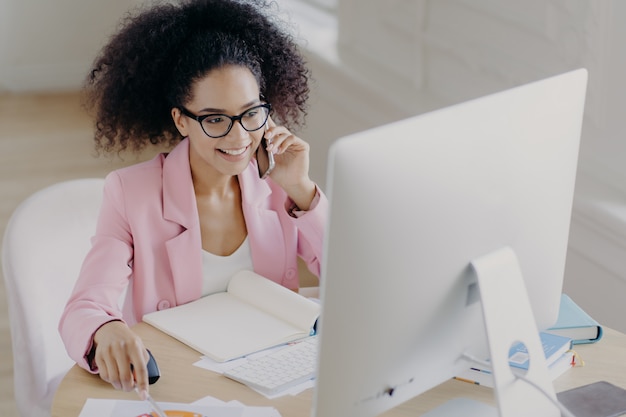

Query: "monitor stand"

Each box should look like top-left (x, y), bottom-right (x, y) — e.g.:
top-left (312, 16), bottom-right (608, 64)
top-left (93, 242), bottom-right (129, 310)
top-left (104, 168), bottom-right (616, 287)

top-left (423, 246), bottom-right (560, 417)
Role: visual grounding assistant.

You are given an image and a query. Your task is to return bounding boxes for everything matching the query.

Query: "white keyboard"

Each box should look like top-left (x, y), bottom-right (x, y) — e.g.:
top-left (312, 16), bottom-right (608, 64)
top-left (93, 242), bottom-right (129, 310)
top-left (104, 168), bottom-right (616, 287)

top-left (223, 336), bottom-right (318, 396)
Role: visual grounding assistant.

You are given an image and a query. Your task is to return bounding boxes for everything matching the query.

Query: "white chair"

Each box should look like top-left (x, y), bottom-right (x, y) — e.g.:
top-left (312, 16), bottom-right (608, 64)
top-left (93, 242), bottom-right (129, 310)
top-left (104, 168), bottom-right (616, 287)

top-left (2, 178), bottom-right (105, 417)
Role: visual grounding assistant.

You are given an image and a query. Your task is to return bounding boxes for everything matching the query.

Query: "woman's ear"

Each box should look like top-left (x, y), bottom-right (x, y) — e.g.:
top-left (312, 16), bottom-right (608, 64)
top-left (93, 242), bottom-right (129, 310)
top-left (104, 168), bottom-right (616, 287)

top-left (171, 107), bottom-right (189, 137)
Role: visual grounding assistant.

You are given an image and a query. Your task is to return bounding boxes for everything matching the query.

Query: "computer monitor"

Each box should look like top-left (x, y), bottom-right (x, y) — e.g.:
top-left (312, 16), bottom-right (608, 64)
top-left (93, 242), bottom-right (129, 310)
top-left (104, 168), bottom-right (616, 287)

top-left (313, 69), bottom-right (587, 417)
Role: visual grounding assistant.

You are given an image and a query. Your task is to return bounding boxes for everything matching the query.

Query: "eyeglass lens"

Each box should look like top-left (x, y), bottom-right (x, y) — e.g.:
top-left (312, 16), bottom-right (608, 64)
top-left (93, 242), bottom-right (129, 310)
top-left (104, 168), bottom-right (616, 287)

top-left (202, 105), bottom-right (269, 137)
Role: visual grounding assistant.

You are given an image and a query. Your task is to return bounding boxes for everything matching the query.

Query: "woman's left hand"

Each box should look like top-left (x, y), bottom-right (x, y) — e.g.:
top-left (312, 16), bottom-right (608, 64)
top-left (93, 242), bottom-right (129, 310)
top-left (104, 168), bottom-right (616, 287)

top-left (264, 118), bottom-right (316, 210)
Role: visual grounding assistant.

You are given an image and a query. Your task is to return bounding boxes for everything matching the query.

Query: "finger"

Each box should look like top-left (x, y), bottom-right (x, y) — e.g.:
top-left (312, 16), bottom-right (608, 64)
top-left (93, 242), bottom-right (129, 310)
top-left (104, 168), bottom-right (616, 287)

top-left (119, 354), bottom-right (136, 392)
top-left (131, 351), bottom-right (150, 394)
top-left (95, 350), bottom-right (122, 390)
top-left (104, 358), bottom-right (124, 390)
top-left (264, 118), bottom-right (284, 141)
top-left (266, 134), bottom-right (279, 153)
top-left (266, 130), bottom-right (291, 153)
top-left (272, 133), bottom-right (298, 155)
top-left (96, 357), bottom-right (112, 385)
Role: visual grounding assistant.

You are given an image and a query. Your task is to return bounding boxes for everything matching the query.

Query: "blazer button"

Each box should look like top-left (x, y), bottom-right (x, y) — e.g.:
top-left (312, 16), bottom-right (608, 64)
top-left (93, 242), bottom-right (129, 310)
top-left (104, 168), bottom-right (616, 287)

top-left (286, 269), bottom-right (296, 280)
top-left (157, 300), bottom-right (171, 310)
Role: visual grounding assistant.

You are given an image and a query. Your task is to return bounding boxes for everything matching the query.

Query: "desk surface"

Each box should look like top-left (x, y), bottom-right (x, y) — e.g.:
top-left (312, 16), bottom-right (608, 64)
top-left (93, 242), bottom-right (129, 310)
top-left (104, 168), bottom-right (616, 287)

top-left (52, 324), bottom-right (626, 417)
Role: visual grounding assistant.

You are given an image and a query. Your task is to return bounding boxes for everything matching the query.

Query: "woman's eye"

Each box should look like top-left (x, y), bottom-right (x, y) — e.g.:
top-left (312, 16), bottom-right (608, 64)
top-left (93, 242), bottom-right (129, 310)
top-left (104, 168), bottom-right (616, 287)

top-left (244, 109), bottom-right (259, 118)
top-left (206, 116), bottom-right (225, 124)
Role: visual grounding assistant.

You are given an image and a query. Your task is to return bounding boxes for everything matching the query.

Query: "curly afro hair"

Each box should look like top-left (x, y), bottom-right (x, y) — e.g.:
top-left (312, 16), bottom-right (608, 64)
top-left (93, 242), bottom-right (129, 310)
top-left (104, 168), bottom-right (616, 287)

top-left (84, 0), bottom-right (310, 154)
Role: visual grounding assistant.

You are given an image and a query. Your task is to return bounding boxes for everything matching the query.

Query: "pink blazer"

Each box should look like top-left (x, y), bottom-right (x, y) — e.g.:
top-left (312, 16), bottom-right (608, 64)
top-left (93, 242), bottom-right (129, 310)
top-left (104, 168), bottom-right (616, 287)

top-left (59, 138), bottom-right (327, 371)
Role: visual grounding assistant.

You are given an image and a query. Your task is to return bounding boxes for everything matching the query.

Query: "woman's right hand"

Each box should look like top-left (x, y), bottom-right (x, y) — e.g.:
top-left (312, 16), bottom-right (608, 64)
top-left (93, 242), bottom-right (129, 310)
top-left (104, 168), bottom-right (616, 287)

top-left (93, 320), bottom-right (150, 395)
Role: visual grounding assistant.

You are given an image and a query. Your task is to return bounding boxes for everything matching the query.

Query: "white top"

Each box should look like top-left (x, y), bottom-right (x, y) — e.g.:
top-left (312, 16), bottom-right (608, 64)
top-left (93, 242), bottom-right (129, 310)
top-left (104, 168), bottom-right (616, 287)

top-left (201, 237), bottom-right (254, 296)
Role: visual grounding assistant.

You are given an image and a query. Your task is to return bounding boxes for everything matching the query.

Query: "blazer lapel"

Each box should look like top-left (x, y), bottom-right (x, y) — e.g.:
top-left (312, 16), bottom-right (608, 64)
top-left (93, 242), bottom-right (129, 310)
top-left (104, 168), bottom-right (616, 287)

top-left (162, 139), bottom-right (203, 305)
top-left (239, 165), bottom-right (287, 280)
top-left (162, 139), bottom-right (196, 229)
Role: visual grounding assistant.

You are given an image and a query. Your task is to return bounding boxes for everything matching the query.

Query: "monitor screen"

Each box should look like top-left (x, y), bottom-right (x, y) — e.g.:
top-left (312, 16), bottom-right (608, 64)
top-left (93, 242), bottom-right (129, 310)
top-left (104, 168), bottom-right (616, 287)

top-left (313, 69), bottom-right (588, 417)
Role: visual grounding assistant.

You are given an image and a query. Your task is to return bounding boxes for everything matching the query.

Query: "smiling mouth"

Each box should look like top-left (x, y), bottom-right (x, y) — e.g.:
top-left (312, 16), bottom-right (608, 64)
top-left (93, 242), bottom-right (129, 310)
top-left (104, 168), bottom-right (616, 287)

top-left (219, 146), bottom-right (249, 156)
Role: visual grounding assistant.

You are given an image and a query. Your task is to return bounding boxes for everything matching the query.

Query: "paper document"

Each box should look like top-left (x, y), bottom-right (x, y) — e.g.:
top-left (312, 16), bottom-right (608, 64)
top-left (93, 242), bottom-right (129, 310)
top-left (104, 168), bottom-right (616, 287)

top-left (78, 397), bottom-right (281, 417)
top-left (192, 344), bottom-right (315, 399)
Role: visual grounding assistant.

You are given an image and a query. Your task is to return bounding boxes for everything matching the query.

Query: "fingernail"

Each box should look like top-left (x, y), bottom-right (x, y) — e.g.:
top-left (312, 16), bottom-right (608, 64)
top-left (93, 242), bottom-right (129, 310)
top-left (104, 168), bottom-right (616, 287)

top-left (139, 388), bottom-right (148, 401)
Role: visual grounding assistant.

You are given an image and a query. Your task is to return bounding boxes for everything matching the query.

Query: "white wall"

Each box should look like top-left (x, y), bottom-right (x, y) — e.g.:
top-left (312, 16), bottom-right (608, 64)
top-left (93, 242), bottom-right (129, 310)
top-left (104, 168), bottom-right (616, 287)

top-left (0, 0), bottom-right (145, 92)
top-left (292, 0), bottom-right (626, 333)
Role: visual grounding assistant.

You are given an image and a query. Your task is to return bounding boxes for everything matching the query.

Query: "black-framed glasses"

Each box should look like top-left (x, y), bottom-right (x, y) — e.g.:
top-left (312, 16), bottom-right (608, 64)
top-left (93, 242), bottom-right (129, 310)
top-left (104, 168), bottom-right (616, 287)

top-left (179, 103), bottom-right (271, 138)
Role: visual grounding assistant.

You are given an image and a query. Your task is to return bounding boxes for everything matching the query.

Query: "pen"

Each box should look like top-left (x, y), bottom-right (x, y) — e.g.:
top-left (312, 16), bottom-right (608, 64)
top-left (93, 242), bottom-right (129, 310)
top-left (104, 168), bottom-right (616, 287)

top-left (135, 386), bottom-right (168, 417)
top-left (453, 376), bottom-right (480, 385)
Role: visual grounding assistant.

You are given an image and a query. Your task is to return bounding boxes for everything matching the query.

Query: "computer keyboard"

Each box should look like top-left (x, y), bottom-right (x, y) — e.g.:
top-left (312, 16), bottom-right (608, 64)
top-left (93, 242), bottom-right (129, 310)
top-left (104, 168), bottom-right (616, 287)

top-left (223, 336), bottom-right (317, 396)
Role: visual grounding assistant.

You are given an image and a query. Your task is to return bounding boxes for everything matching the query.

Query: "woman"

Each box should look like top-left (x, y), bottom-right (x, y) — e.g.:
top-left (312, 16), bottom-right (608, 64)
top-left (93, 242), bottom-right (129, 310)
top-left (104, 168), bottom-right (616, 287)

top-left (59, 0), bottom-right (327, 399)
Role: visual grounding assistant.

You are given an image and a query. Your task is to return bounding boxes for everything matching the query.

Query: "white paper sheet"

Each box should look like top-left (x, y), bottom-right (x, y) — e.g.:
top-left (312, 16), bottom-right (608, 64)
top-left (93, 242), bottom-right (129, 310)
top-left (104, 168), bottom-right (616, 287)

top-left (192, 346), bottom-right (315, 399)
top-left (78, 396), bottom-right (281, 417)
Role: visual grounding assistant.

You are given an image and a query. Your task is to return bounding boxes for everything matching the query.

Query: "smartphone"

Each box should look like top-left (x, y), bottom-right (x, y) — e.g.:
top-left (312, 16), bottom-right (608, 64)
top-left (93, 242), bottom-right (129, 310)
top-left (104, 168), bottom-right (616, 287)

top-left (256, 135), bottom-right (275, 179)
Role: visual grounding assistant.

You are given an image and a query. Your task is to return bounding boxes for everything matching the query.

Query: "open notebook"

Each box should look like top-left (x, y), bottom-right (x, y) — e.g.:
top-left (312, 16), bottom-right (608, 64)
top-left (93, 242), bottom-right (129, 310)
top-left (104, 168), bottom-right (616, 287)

top-left (143, 270), bottom-right (320, 362)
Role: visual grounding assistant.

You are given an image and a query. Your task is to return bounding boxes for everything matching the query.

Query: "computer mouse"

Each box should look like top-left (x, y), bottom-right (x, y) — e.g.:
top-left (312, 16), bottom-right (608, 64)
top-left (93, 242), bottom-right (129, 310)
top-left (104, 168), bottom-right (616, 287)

top-left (146, 349), bottom-right (160, 384)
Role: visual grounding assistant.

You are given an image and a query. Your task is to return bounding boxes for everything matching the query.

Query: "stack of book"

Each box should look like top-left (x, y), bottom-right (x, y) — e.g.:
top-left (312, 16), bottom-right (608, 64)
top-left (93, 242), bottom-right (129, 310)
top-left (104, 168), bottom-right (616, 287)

top-left (455, 293), bottom-right (602, 388)
top-left (546, 293), bottom-right (603, 344)
top-left (455, 332), bottom-right (575, 388)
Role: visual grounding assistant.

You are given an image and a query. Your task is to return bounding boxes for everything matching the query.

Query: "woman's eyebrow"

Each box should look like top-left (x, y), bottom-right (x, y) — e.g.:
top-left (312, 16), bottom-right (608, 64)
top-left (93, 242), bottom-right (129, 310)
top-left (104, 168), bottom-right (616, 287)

top-left (198, 99), bottom-right (261, 114)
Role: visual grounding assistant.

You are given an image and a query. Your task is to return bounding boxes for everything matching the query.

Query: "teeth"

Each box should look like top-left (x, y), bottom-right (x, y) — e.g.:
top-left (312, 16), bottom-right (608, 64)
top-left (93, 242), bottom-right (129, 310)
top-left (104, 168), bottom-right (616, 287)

top-left (220, 147), bottom-right (246, 155)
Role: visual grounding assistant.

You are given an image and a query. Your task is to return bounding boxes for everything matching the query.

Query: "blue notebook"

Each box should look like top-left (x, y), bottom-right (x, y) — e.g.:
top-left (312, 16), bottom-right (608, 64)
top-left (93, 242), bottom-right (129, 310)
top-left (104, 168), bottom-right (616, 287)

top-left (508, 332), bottom-right (572, 371)
top-left (455, 332), bottom-right (574, 387)
top-left (546, 294), bottom-right (603, 345)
